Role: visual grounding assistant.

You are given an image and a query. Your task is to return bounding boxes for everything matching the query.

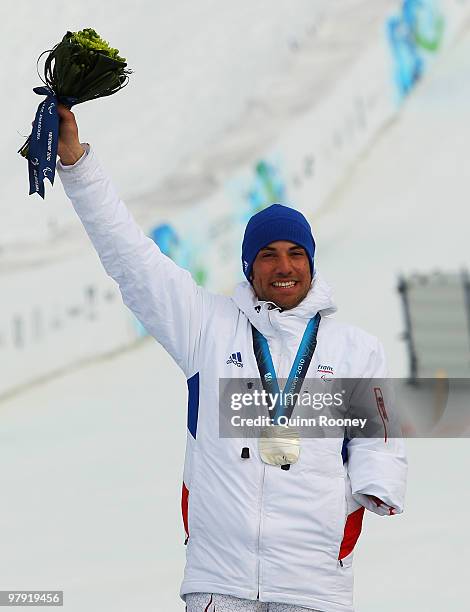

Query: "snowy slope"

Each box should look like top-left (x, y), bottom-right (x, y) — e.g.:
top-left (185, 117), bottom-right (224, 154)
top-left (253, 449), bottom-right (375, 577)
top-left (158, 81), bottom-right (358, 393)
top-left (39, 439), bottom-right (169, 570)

top-left (315, 22), bottom-right (470, 376)
top-left (1, 0), bottom-right (403, 397)
top-left (1, 0), bottom-right (395, 248)
top-left (1, 4), bottom-right (470, 612)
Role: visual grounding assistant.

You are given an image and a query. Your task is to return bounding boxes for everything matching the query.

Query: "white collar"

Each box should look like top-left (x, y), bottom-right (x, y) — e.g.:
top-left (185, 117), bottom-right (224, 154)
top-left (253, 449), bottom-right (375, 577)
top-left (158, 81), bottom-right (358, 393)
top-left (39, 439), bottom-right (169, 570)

top-left (231, 270), bottom-right (337, 340)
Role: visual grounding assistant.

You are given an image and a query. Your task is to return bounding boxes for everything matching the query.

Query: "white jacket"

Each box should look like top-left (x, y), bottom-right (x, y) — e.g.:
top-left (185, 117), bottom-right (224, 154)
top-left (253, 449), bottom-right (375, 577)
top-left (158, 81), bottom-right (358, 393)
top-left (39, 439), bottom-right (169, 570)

top-left (58, 146), bottom-right (407, 612)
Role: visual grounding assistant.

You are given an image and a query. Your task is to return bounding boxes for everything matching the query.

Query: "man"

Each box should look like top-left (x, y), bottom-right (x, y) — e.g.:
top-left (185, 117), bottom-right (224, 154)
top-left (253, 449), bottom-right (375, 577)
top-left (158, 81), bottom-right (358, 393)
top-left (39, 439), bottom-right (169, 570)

top-left (56, 104), bottom-right (407, 612)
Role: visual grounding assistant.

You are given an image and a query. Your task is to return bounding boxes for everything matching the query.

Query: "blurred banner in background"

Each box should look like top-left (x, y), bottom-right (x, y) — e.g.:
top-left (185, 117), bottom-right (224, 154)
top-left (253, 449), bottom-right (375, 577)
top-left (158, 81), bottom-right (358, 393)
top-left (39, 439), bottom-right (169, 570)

top-left (398, 270), bottom-right (470, 381)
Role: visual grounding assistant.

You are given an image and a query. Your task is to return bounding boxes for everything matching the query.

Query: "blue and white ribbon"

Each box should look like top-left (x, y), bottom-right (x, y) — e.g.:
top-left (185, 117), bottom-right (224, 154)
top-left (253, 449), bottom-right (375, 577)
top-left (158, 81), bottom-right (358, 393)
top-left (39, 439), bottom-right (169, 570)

top-left (27, 86), bottom-right (77, 199)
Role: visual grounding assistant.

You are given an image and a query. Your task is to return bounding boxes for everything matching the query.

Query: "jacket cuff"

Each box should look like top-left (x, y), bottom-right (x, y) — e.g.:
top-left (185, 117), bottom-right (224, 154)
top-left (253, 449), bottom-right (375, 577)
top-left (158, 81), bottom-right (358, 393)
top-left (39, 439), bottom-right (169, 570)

top-left (56, 143), bottom-right (92, 178)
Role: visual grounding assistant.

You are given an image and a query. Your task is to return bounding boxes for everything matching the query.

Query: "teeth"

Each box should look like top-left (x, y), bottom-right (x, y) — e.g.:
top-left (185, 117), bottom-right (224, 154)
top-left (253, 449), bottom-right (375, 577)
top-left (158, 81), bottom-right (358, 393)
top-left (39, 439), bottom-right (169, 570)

top-left (272, 281), bottom-right (296, 287)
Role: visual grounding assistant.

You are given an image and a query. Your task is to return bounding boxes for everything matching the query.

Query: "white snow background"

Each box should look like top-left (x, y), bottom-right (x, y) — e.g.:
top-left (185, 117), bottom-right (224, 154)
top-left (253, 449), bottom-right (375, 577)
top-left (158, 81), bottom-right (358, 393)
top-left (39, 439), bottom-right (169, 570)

top-left (1, 1), bottom-right (469, 611)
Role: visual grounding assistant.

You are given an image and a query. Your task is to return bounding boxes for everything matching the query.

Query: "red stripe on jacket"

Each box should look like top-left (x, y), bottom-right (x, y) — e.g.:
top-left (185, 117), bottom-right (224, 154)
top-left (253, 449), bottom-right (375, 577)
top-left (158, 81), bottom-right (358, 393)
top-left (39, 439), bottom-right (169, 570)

top-left (338, 507), bottom-right (365, 560)
top-left (182, 482), bottom-right (189, 538)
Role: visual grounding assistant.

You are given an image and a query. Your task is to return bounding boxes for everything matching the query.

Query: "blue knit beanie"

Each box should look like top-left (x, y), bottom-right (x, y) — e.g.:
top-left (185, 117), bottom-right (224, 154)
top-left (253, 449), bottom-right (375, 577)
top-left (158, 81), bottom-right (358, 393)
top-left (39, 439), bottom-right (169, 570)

top-left (241, 204), bottom-right (315, 280)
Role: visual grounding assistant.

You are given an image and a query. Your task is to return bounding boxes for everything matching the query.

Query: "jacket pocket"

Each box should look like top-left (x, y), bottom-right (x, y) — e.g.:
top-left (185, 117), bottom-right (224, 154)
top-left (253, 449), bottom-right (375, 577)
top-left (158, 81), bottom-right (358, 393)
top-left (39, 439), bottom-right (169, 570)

top-left (295, 466), bottom-right (347, 566)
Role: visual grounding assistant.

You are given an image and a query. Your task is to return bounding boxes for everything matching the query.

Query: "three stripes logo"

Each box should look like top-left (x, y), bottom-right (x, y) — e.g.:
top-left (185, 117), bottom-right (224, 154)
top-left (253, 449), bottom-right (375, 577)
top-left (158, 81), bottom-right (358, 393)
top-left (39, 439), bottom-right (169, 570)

top-left (226, 351), bottom-right (243, 367)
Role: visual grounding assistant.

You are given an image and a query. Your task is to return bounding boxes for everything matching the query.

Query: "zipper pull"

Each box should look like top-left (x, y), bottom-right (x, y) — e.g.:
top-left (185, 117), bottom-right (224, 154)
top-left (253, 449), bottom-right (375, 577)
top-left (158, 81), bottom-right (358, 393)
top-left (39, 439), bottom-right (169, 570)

top-left (241, 447), bottom-right (250, 459)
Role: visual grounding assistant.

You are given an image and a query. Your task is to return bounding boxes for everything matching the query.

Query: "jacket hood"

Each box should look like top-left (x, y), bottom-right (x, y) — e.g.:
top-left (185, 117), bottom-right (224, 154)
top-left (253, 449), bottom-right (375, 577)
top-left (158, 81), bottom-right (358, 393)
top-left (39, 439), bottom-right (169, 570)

top-left (231, 270), bottom-right (337, 340)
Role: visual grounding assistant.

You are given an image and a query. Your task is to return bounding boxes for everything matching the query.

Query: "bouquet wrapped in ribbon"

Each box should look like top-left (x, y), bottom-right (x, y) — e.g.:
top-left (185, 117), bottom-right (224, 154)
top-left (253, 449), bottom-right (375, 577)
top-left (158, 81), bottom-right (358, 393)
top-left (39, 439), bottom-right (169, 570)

top-left (19, 28), bottom-right (132, 198)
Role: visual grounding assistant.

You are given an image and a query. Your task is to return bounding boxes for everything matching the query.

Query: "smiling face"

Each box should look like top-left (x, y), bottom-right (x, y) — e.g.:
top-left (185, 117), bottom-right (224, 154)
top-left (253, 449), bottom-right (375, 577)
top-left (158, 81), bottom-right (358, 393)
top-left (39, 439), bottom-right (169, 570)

top-left (250, 240), bottom-right (312, 310)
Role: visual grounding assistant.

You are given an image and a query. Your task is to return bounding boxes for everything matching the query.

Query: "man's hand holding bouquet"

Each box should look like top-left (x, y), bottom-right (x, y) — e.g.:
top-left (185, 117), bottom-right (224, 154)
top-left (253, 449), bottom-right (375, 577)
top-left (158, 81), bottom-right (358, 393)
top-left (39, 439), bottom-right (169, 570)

top-left (19, 28), bottom-right (132, 198)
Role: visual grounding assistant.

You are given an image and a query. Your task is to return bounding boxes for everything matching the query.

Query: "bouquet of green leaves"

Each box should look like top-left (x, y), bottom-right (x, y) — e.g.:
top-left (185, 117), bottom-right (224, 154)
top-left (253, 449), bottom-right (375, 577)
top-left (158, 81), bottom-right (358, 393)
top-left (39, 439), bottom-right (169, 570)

top-left (19, 28), bottom-right (132, 198)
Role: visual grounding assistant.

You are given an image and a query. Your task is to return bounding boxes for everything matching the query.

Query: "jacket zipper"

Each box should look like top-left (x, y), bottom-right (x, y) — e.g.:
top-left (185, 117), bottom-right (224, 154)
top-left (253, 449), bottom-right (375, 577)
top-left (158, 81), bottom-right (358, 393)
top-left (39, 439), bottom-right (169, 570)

top-left (256, 464), bottom-right (266, 599)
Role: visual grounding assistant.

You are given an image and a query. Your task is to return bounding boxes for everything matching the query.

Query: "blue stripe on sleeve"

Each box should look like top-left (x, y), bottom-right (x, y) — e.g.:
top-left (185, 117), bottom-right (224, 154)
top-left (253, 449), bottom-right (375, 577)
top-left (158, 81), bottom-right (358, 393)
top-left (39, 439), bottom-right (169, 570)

top-left (187, 372), bottom-right (200, 439)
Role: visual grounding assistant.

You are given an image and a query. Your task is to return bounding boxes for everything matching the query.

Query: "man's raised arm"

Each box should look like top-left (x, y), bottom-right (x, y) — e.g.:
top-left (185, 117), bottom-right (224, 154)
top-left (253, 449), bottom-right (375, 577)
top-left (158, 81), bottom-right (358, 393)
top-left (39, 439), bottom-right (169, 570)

top-left (56, 105), bottom-right (208, 378)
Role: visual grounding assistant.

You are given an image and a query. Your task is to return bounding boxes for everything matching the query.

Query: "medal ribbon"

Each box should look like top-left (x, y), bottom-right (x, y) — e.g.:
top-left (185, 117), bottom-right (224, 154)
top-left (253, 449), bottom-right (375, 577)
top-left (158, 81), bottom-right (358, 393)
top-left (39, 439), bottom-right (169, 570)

top-left (251, 312), bottom-right (321, 424)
